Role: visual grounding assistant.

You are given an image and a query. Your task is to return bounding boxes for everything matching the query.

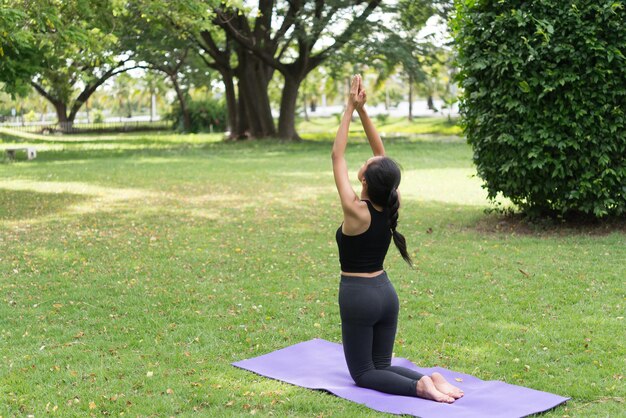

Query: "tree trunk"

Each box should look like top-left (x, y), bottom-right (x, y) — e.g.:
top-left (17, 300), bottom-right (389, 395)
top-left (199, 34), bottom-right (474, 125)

top-left (408, 73), bottom-right (413, 122)
top-left (427, 95), bottom-right (435, 111)
top-left (236, 83), bottom-right (249, 139)
top-left (150, 93), bottom-right (156, 122)
top-left (53, 102), bottom-right (73, 132)
top-left (222, 71), bottom-right (238, 138)
top-left (171, 76), bottom-right (191, 132)
top-left (385, 85), bottom-right (390, 111)
top-left (126, 95), bottom-right (132, 118)
top-left (252, 62), bottom-right (275, 137)
top-left (278, 75), bottom-right (302, 141)
top-left (235, 49), bottom-right (275, 138)
top-left (302, 89), bottom-right (309, 122)
top-left (237, 70), bottom-right (264, 137)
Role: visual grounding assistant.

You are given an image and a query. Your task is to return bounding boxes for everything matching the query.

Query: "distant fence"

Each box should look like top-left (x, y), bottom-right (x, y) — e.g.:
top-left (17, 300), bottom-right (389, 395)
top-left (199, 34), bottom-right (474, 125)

top-left (0, 120), bottom-right (172, 134)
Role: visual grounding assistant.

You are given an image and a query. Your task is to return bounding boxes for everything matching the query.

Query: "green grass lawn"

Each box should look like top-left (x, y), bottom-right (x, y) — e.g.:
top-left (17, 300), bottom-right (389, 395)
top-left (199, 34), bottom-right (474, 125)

top-left (1, 123), bottom-right (624, 417)
top-left (298, 115), bottom-right (462, 141)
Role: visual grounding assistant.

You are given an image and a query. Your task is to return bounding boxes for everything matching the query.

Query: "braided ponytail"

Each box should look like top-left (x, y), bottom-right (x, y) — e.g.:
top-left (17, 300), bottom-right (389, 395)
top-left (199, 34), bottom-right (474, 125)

top-left (387, 188), bottom-right (413, 267)
top-left (364, 157), bottom-right (413, 267)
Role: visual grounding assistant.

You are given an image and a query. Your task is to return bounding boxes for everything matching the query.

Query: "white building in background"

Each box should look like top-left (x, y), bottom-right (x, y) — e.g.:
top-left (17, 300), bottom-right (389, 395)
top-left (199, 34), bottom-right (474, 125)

top-left (295, 99), bottom-right (458, 119)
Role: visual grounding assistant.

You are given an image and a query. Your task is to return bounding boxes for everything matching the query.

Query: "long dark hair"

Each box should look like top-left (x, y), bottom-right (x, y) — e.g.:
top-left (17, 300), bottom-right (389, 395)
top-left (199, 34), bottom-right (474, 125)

top-left (363, 157), bottom-right (413, 266)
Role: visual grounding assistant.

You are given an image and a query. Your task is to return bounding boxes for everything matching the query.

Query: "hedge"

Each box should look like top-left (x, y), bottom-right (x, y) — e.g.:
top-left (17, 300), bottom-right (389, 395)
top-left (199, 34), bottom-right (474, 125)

top-left (452, 1), bottom-right (626, 218)
top-left (168, 98), bottom-right (227, 133)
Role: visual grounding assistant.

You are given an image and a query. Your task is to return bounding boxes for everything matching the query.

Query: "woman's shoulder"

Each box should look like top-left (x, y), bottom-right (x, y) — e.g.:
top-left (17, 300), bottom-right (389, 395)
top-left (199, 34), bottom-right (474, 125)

top-left (362, 199), bottom-right (385, 214)
top-left (341, 200), bottom-right (371, 235)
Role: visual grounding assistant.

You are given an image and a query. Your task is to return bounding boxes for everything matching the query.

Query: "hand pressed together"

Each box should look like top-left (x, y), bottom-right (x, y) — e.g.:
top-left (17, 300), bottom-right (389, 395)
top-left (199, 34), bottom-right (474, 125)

top-left (349, 74), bottom-right (367, 111)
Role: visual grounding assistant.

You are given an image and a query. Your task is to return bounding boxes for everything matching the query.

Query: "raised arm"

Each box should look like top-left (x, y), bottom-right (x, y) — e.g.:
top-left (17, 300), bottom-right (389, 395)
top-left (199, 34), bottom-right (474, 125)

top-left (353, 77), bottom-right (385, 156)
top-left (357, 106), bottom-right (385, 156)
top-left (332, 76), bottom-right (361, 215)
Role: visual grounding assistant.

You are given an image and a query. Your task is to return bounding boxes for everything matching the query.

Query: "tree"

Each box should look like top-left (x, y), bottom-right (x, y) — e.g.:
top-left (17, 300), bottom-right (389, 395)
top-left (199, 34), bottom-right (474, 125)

top-left (0, 1), bottom-right (59, 97)
top-left (27, 1), bottom-right (138, 129)
top-left (122, 2), bottom-right (202, 132)
top-left (300, 69), bottom-right (326, 120)
top-left (131, 0), bottom-right (249, 137)
top-left (143, 71), bottom-right (168, 122)
top-left (215, 0), bottom-right (383, 140)
top-left (126, 0), bottom-right (441, 139)
top-left (397, 0), bottom-right (440, 120)
top-left (301, 1), bottom-right (443, 121)
top-left (364, 31), bottom-right (431, 121)
top-left (193, 9), bottom-right (276, 138)
top-left (152, 48), bottom-right (193, 131)
top-left (111, 73), bottom-right (136, 119)
top-left (194, 28), bottom-right (240, 136)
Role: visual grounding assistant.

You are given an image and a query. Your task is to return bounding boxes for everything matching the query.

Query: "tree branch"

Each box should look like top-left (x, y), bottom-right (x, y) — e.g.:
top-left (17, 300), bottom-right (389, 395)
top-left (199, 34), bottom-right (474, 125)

top-left (30, 81), bottom-right (57, 105)
top-left (68, 62), bottom-right (140, 121)
top-left (276, 37), bottom-right (293, 61)
top-left (255, 0), bottom-right (275, 42)
top-left (199, 30), bottom-right (229, 69)
top-left (309, 5), bottom-right (339, 45)
top-left (272, 0), bottom-right (300, 45)
top-left (197, 50), bottom-right (219, 71)
top-left (172, 48), bottom-right (189, 73)
top-left (308, 0), bottom-right (382, 71)
top-left (214, 7), bottom-right (287, 73)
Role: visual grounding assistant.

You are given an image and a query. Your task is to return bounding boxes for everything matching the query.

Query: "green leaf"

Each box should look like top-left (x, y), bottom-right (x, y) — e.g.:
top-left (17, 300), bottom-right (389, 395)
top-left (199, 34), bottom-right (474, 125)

top-left (518, 80), bottom-right (531, 93)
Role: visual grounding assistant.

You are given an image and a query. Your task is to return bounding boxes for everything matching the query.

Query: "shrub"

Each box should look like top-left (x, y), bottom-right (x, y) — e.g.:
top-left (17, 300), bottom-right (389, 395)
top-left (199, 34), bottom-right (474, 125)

top-left (452, 1), bottom-right (626, 218)
top-left (168, 98), bottom-right (227, 133)
top-left (23, 110), bottom-right (37, 122)
top-left (376, 113), bottom-right (389, 124)
top-left (92, 109), bottom-right (104, 124)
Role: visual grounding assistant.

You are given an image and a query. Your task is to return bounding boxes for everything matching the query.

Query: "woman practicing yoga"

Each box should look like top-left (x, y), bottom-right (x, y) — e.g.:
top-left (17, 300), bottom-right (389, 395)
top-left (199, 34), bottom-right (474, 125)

top-left (332, 75), bottom-right (463, 403)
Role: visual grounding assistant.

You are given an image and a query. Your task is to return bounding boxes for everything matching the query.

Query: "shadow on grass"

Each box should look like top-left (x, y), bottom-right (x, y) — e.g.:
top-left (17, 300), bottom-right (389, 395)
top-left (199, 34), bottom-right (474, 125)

top-left (2, 127), bottom-right (469, 166)
top-left (470, 212), bottom-right (626, 236)
top-left (0, 189), bottom-right (89, 221)
top-left (36, 144), bottom-right (215, 163)
top-left (1, 130), bottom-right (226, 162)
top-left (408, 201), bottom-right (626, 237)
top-left (2, 135), bottom-right (327, 163)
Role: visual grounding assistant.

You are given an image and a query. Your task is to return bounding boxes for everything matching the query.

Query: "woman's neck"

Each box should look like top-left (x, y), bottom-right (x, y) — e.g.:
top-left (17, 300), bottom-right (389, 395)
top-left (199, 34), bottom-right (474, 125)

top-left (360, 193), bottom-right (384, 212)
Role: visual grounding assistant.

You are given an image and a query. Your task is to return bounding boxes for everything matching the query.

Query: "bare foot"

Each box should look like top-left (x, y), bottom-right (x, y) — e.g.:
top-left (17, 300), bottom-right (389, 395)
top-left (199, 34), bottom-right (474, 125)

top-left (416, 376), bottom-right (455, 403)
top-left (431, 372), bottom-right (464, 399)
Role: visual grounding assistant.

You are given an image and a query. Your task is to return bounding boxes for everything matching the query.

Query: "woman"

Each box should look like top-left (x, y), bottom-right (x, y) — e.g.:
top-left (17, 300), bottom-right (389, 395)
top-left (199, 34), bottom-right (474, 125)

top-left (332, 75), bottom-right (463, 402)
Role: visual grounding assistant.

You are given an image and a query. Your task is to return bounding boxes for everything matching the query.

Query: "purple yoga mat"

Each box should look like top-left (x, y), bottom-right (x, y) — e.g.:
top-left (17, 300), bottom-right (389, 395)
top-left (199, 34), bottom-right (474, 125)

top-left (232, 338), bottom-right (569, 417)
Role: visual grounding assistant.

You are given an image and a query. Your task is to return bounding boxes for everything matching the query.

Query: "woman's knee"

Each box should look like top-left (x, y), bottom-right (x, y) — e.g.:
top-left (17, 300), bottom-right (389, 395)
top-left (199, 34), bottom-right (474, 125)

top-left (352, 373), bottom-right (372, 389)
top-left (373, 360), bottom-right (391, 370)
top-left (350, 367), bottom-right (375, 388)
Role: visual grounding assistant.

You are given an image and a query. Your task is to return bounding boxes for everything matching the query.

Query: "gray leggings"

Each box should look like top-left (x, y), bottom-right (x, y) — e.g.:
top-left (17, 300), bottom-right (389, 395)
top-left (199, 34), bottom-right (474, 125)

top-left (339, 272), bottom-right (424, 397)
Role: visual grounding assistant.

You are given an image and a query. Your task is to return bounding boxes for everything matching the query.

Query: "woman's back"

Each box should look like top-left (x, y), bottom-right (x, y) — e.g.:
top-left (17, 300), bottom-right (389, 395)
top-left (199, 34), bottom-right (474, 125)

top-left (336, 200), bottom-right (391, 273)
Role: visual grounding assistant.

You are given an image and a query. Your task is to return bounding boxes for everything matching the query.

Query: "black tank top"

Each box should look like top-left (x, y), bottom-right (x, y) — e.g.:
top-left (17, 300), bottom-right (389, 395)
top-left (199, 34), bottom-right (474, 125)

top-left (336, 200), bottom-right (392, 273)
